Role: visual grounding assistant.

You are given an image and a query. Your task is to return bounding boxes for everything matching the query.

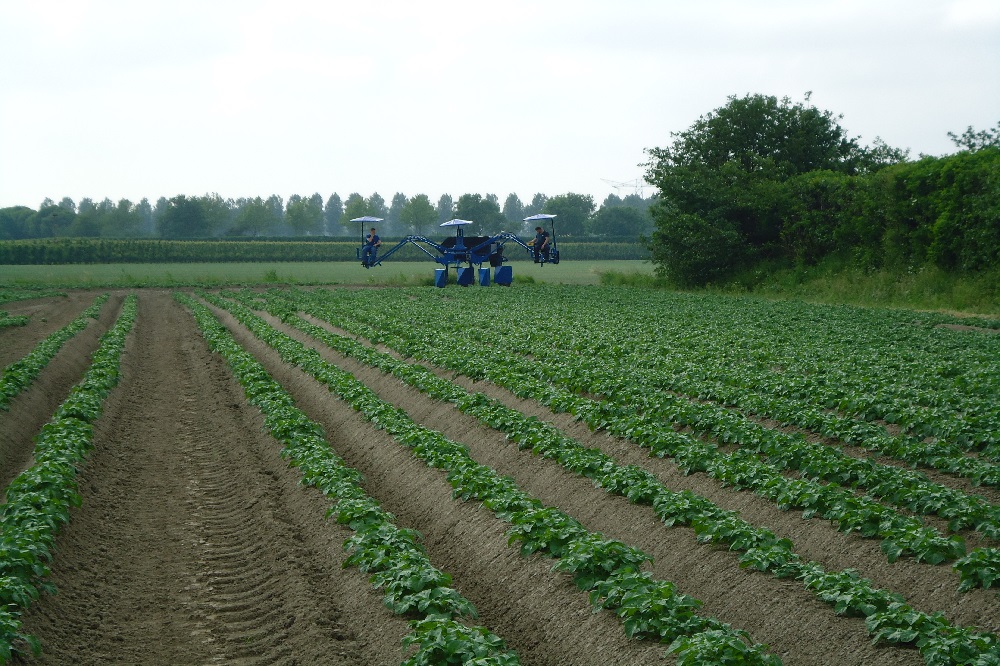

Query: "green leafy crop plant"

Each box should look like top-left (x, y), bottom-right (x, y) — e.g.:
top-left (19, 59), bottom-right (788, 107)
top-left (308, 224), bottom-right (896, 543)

top-left (0, 313), bottom-right (29, 329)
top-left (268, 288), bottom-right (998, 589)
top-left (331, 286), bottom-right (1000, 464)
top-left (0, 294), bottom-right (135, 663)
top-left (175, 293), bottom-right (519, 666)
top-left (225, 287), bottom-right (998, 665)
top-left (199, 289), bottom-right (782, 666)
top-left (0, 294), bottom-right (108, 410)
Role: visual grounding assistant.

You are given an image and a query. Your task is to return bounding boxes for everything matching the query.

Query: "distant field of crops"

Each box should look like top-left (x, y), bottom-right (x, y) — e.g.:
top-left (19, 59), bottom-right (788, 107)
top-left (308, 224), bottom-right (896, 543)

top-left (0, 259), bottom-right (654, 288)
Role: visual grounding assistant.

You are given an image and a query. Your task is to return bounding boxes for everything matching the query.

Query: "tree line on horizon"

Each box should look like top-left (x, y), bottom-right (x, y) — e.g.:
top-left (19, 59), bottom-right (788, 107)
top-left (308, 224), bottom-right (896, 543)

top-left (0, 190), bottom-right (656, 243)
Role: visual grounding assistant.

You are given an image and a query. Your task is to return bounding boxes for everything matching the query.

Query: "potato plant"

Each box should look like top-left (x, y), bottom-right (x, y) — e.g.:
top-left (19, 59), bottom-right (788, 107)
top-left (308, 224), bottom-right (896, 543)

top-left (201, 289), bottom-right (783, 666)
top-left (0, 295), bottom-right (135, 663)
top-left (238, 287), bottom-right (1000, 665)
top-left (0, 294), bottom-right (108, 410)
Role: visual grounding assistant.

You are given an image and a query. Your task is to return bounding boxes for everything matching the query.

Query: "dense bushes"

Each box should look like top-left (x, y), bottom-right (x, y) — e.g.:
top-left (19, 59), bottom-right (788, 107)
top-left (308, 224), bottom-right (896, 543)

top-left (645, 94), bottom-right (999, 286)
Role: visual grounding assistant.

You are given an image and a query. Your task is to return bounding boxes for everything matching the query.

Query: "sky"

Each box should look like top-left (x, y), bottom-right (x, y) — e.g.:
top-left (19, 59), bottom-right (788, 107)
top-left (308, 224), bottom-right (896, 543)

top-left (1, 0), bottom-right (998, 211)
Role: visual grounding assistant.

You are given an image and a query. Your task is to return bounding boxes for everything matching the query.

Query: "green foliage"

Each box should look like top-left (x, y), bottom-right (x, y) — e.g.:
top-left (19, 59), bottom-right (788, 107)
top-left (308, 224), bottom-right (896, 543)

top-left (0, 207), bottom-right (35, 241)
top-left (285, 194), bottom-right (324, 236)
top-left (552, 535), bottom-right (651, 591)
top-left (948, 122), bottom-right (1000, 152)
top-left (0, 312), bottom-right (29, 328)
top-left (455, 194), bottom-right (506, 235)
top-left (229, 197), bottom-right (280, 237)
top-left (953, 548), bottom-right (1000, 592)
top-left (648, 210), bottom-right (747, 285)
top-left (0, 238), bottom-right (648, 265)
top-left (642, 95), bottom-right (1000, 286)
top-left (588, 205), bottom-right (652, 239)
top-left (0, 294), bottom-right (108, 410)
top-left (541, 193), bottom-right (595, 236)
top-left (668, 629), bottom-right (783, 666)
top-left (0, 296), bottom-right (135, 661)
top-left (341, 192), bottom-right (370, 230)
top-left (176, 293), bottom-right (515, 663)
top-left (400, 194), bottom-right (438, 235)
top-left (501, 193), bottom-right (524, 225)
top-left (205, 288), bottom-right (782, 664)
top-left (261, 284), bottom-right (1000, 663)
top-left (402, 617), bottom-right (520, 665)
top-left (157, 195), bottom-right (207, 238)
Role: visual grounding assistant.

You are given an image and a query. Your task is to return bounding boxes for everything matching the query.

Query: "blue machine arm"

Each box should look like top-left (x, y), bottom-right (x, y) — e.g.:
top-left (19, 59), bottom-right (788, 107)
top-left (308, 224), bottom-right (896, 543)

top-left (366, 230), bottom-right (553, 268)
top-left (374, 235), bottom-right (446, 264)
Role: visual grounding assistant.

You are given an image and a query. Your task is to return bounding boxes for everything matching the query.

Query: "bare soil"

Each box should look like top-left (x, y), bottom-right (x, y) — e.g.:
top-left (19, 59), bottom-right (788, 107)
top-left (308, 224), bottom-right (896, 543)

top-left (3, 289), bottom-right (997, 665)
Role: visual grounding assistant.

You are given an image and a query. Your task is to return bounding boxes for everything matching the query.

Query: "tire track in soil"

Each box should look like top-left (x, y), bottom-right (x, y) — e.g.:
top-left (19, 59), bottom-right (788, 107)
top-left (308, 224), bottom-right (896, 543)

top-left (255, 307), bottom-right (971, 665)
top-left (17, 292), bottom-right (408, 666)
top-left (205, 300), bottom-right (672, 666)
top-left (301, 313), bottom-right (1000, 636)
top-left (1, 292), bottom-right (125, 491)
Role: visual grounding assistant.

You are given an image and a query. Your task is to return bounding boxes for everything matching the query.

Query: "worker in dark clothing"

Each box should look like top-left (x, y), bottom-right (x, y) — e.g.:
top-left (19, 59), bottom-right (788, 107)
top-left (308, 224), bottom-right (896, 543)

top-left (362, 227), bottom-right (381, 267)
top-left (532, 226), bottom-right (550, 263)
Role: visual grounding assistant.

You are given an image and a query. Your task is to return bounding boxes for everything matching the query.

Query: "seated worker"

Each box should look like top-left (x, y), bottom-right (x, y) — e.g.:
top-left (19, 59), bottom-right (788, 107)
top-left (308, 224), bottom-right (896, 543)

top-left (532, 226), bottom-right (550, 262)
top-left (362, 227), bottom-right (381, 267)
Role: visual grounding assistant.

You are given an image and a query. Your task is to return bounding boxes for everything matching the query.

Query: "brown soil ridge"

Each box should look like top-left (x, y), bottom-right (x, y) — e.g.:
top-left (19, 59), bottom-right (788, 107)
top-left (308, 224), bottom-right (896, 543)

top-left (1, 292), bottom-right (125, 491)
top-left (18, 292), bottom-right (408, 665)
top-left (206, 299), bottom-right (673, 666)
top-left (0, 291), bottom-right (107, 367)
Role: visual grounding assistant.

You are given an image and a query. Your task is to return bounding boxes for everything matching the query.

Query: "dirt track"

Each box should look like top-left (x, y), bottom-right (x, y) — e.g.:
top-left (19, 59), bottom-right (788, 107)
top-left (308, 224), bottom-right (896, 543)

top-left (3, 290), bottom-right (997, 665)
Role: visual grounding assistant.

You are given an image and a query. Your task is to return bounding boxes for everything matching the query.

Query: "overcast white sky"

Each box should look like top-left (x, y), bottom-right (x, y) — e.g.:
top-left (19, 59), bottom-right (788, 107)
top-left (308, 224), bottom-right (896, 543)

top-left (1, 0), bottom-right (997, 211)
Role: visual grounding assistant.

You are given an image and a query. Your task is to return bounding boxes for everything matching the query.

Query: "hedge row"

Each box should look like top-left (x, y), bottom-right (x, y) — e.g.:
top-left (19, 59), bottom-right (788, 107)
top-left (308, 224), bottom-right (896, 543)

top-left (0, 239), bottom-right (648, 264)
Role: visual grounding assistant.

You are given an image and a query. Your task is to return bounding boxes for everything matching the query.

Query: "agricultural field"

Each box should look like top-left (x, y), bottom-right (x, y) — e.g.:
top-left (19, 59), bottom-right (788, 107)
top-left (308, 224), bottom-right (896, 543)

top-left (0, 284), bottom-right (998, 665)
top-left (0, 259), bottom-right (653, 289)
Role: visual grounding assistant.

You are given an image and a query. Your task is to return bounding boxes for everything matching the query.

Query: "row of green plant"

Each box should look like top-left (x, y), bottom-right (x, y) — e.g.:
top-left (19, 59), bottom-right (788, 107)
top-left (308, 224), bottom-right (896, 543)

top-left (282, 288), bottom-right (999, 590)
top-left (0, 294), bottom-right (108, 410)
top-left (455, 287), bottom-right (1000, 460)
top-left (540, 319), bottom-right (1000, 463)
top-left (310, 284), bottom-right (999, 469)
top-left (0, 238), bottom-right (647, 264)
top-left (228, 287), bottom-right (1000, 665)
top-left (200, 289), bottom-right (782, 665)
top-left (0, 295), bottom-right (136, 663)
top-left (0, 313), bottom-right (28, 329)
top-left (175, 292), bottom-right (520, 665)
top-left (408, 299), bottom-right (1000, 528)
top-left (0, 289), bottom-right (66, 305)
top-left (469, 290), bottom-right (1000, 472)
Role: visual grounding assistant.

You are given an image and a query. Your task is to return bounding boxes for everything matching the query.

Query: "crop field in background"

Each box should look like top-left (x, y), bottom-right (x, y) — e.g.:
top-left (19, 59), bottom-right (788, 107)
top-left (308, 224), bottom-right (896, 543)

top-left (1, 284), bottom-right (998, 665)
top-left (0, 259), bottom-right (654, 289)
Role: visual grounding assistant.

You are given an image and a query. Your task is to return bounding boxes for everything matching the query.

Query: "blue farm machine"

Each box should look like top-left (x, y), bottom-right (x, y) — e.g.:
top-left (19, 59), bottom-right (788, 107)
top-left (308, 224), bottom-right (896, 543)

top-left (354, 213), bottom-right (559, 287)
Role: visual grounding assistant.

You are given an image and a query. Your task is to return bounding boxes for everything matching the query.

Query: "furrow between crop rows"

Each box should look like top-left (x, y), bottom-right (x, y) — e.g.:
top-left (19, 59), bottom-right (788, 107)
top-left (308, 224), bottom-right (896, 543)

top-left (0, 294), bottom-right (124, 492)
top-left (179, 293), bottom-right (523, 666)
top-left (199, 290), bottom-right (788, 666)
top-left (18, 292), bottom-right (400, 665)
